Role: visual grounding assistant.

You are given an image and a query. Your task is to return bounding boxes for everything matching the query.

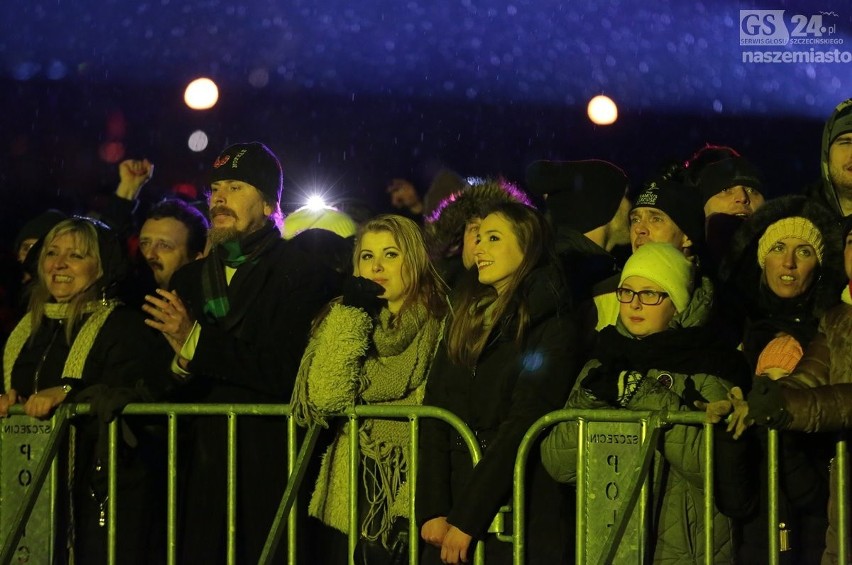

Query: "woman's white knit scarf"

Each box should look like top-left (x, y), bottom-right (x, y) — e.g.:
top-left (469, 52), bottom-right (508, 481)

top-left (3, 300), bottom-right (119, 391)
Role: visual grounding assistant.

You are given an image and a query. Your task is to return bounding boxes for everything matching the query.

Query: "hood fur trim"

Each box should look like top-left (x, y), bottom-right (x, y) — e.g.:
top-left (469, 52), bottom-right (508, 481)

top-left (424, 178), bottom-right (532, 258)
top-left (719, 195), bottom-right (846, 318)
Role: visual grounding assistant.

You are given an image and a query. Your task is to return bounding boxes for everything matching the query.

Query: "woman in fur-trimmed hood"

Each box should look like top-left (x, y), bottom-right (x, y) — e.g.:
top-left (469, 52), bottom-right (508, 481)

top-left (423, 177), bottom-right (532, 289)
top-left (291, 214), bottom-right (448, 563)
top-left (717, 194), bottom-right (846, 369)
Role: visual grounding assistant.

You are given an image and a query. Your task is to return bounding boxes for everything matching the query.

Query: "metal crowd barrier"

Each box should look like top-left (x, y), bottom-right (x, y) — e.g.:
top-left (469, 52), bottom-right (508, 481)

top-left (1, 404), bottom-right (849, 564)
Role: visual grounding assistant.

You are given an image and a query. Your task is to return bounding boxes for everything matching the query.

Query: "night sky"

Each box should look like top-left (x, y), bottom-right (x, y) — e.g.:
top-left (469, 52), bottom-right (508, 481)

top-left (1, 0), bottom-right (850, 250)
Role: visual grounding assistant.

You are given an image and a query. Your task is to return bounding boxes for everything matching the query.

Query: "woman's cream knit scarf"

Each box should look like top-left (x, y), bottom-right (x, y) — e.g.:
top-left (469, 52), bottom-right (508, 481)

top-left (3, 300), bottom-right (119, 391)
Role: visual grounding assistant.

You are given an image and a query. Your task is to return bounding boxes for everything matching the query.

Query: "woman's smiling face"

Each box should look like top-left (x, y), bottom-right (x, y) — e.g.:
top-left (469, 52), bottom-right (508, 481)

top-left (474, 212), bottom-right (524, 295)
top-left (42, 232), bottom-right (100, 302)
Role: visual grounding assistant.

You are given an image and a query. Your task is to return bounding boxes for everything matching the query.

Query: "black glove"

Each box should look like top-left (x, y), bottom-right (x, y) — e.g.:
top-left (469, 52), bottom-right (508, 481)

top-left (342, 276), bottom-right (387, 318)
top-left (582, 357), bottom-right (631, 405)
top-left (747, 376), bottom-right (792, 429)
top-left (680, 376), bottom-right (708, 411)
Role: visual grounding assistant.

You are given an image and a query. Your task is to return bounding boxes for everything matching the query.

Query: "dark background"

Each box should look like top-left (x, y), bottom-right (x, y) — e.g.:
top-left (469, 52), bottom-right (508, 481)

top-left (1, 0), bottom-right (849, 253)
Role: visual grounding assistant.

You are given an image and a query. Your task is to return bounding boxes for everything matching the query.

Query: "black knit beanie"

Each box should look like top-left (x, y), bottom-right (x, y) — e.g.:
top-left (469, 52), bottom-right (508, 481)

top-left (632, 179), bottom-right (706, 250)
top-left (208, 142), bottom-right (283, 205)
top-left (14, 209), bottom-right (68, 252)
top-left (525, 159), bottom-right (628, 233)
top-left (696, 157), bottom-right (763, 204)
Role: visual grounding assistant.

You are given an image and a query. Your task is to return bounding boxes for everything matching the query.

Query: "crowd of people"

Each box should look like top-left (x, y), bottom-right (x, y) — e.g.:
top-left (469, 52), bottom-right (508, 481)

top-left (0, 97), bottom-right (850, 564)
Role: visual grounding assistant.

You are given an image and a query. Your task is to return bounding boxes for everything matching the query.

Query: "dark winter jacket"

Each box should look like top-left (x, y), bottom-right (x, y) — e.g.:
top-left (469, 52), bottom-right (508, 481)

top-left (771, 292), bottom-right (852, 565)
top-left (170, 233), bottom-right (340, 564)
top-left (170, 236), bottom-right (340, 402)
top-left (541, 307), bottom-right (741, 564)
top-left (3, 306), bottom-right (173, 564)
top-left (417, 266), bottom-right (580, 564)
top-left (555, 226), bottom-right (621, 304)
top-left (717, 195), bottom-right (846, 364)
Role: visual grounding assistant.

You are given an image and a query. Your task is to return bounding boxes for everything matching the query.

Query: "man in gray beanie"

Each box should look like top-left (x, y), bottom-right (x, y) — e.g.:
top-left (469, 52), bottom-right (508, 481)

top-left (143, 141), bottom-right (340, 563)
top-left (805, 98), bottom-right (852, 218)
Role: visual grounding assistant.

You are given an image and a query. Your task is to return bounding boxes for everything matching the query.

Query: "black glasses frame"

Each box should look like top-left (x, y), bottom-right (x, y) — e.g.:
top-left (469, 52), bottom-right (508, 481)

top-left (615, 287), bottom-right (670, 306)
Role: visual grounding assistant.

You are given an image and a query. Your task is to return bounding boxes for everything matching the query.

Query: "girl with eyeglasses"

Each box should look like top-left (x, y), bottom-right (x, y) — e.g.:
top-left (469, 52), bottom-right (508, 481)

top-left (542, 242), bottom-right (750, 564)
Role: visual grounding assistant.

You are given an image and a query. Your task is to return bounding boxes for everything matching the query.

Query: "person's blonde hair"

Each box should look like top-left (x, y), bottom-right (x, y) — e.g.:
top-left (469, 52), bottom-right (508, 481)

top-left (445, 202), bottom-right (556, 368)
top-left (29, 218), bottom-right (104, 343)
top-left (353, 214), bottom-right (448, 320)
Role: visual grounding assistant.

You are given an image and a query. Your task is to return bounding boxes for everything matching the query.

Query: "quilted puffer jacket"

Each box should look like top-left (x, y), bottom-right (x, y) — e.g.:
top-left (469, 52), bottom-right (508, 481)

top-left (541, 315), bottom-right (738, 564)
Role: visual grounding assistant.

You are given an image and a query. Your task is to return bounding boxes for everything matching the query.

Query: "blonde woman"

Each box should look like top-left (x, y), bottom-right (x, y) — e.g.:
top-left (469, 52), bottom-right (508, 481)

top-left (292, 214), bottom-right (448, 564)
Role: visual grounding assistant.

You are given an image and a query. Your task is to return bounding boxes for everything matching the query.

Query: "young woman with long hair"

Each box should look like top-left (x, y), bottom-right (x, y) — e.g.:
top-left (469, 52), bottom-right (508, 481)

top-left (291, 214), bottom-right (448, 564)
top-left (417, 201), bottom-right (580, 564)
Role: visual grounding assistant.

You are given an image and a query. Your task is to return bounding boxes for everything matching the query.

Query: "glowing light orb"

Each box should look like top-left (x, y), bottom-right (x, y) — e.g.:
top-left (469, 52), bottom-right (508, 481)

top-left (587, 95), bottom-right (618, 125)
top-left (305, 195), bottom-right (327, 210)
top-left (187, 130), bottom-right (209, 152)
top-left (184, 78), bottom-right (219, 110)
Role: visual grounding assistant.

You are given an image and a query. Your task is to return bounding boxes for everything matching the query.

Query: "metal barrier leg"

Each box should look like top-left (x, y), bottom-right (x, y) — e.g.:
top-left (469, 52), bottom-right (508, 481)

top-left (167, 413), bottom-right (178, 565)
top-left (0, 406), bottom-right (71, 565)
top-left (259, 424), bottom-right (322, 565)
top-left (596, 422), bottom-right (661, 565)
top-left (838, 439), bottom-right (848, 565)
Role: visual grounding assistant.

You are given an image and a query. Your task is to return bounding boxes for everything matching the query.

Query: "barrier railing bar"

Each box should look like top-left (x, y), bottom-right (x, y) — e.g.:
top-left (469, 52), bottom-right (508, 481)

top-left (703, 422), bottom-right (714, 565)
top-left (575, 417), bottom-right (587, 564)
top-left (409, 416), bottom-right (420, 565)
top-left (287, 416), bottom-right (299, 565)
top-left (14, 403), bottom-right (825, 564)
top-left (259, 423), bottom-right (322, 564)
top-left (107, 419), bottom-right (118, 565)
top-left (596, 416), bottom-right (661, 565)
top-left (522, 408), bottom-right (709, 565)
top-left (167, 412), bottom-right (178, 565)
top-left (348, 413), bottom-right (360, 565)
top-left (767, 429), bottom-right (779, 565)
top-left (838, 438), bottom-right (848, 565)
top-left (227, 413), bottom-right (237, 565)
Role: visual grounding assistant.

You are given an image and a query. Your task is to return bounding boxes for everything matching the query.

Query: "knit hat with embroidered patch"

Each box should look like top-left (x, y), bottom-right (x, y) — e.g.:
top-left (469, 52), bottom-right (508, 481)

top-left (756, 335), bottom-right (803, 376)
top-left (619, 242), bottom-right (694, 312)
top-left (757, 216), bottom-right (824, 268)
top-left (696, 157), bottom-right (764, 204)
top-left (525, 159), bottom-right (628, 233)
top-left (208, 142), bottom-right (283, 205)
top-left (632, 179), bottom-right (705, 250)
top-left (282, 205), bottom-right (357, 240)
